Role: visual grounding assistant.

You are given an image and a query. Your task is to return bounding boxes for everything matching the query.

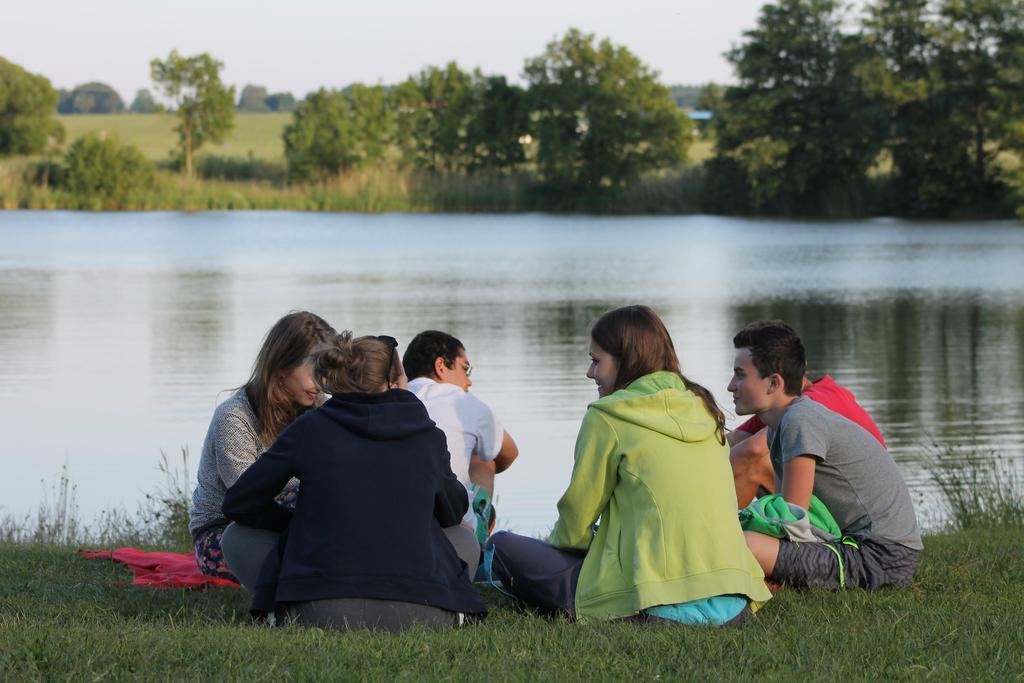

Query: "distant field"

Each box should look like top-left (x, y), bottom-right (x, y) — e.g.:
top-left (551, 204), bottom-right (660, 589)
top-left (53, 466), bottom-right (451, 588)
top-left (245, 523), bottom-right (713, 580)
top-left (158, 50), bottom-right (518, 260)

top-left (58, 113), bottom-right (291, 161)
top-left (689, 138), bottom-right (714, 165)
top-left (58, 114), bottom-right (716, 166)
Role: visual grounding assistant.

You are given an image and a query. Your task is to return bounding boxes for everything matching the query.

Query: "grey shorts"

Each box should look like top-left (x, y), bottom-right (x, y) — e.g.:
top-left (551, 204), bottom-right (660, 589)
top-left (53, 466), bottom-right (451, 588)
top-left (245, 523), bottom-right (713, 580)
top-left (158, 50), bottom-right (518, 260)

top-left (771, 538), bottom-right (920, 590)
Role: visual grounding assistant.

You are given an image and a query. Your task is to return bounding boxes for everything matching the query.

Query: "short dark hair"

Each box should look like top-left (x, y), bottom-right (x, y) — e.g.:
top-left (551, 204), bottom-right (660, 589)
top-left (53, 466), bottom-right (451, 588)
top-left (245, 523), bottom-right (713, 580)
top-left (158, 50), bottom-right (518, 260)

top-left (402, 330), bottom-right (465, 381)
top-left (732, 320), bottom-right (806, 397)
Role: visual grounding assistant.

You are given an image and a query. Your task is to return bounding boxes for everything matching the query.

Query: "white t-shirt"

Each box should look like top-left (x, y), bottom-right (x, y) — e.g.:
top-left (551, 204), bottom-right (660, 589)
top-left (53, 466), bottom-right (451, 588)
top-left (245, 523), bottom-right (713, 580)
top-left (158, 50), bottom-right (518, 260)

top-left (407, 377), bottom-right (504, 529)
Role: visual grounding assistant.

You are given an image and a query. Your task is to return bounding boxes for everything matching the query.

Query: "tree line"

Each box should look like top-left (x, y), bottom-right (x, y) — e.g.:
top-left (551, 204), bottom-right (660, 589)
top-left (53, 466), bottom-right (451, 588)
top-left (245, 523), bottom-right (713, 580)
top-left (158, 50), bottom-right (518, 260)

top-left (705, 0), bottom-right (1023, 217)
top-left (53, 82), bottom-right (294, 115)
top-left (1, 30), bottom-right (690, 205)
top-left (2, 1), bottom-right (1022, 217)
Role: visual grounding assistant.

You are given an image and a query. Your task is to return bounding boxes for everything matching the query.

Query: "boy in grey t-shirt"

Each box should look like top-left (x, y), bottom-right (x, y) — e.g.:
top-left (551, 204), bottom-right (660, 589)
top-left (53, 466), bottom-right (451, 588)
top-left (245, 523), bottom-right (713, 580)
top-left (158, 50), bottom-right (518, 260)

top-left (729, 320), bottom-right (921, 590)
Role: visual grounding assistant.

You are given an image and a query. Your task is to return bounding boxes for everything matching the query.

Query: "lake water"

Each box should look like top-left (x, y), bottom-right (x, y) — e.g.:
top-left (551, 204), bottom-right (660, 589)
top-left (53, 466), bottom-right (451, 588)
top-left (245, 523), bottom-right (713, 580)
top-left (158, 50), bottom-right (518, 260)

top-left (2, 211), bottom-right (1023, 536)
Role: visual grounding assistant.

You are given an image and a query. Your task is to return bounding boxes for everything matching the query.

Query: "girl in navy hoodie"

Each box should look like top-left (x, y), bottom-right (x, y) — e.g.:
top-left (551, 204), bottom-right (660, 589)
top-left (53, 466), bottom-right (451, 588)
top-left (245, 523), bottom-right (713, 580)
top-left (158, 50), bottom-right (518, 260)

top-left (222, 332), bottom-right (485, 631)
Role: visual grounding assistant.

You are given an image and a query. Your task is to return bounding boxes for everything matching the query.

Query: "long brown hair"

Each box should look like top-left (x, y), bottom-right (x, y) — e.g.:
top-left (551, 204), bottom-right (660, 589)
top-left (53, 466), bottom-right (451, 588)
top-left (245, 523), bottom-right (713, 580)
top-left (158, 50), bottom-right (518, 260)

top-left (311, 332), bottom-right (399, 395)
top-left (243, 311), bottom-right (336, 446)
top-left (590, 305), bottom-right (726, 444)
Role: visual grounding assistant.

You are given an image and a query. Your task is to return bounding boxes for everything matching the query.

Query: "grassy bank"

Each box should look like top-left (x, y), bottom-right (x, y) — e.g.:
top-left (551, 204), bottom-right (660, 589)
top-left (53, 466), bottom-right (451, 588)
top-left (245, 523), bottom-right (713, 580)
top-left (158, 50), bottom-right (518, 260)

top-left (3, 114), bottom-right (1019, 217)
top-left (0, 528), bottom-right (1020, 680)
top-left (2, 452), bottom-right (1022, 678)
top-left (0, 163), bottom-right (709, 214)
top-left (0, 113), bottom-right (717, 214)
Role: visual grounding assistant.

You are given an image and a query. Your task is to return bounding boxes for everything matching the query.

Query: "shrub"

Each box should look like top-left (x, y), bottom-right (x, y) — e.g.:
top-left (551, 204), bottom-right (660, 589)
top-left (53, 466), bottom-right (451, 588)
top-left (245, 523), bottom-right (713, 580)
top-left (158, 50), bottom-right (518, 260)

top-left (63, 133), bottom-right (154, 208)
top-left (925, 442), bottom-right (1024, 531)
top-left (0, 56), bottom-right (63, 156)
top-left (0, 448), bottom-right (194, 550)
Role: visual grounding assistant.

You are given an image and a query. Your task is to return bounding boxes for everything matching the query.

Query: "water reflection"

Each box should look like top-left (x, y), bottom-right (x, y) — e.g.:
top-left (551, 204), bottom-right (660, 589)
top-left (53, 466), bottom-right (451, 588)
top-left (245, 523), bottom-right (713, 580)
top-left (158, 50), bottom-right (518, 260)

top-left (149, 270), bottom-right (233, 422)
top-left (0, 270), bottom-right (55, 388)
top-left (1, 212), bottom-right (1023, 535)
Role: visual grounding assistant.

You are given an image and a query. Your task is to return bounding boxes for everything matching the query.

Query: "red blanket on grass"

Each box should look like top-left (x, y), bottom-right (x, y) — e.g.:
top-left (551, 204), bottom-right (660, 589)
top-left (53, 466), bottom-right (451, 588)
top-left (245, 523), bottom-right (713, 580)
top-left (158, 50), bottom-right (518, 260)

top-left (79, 548), bottom-right (239, 589)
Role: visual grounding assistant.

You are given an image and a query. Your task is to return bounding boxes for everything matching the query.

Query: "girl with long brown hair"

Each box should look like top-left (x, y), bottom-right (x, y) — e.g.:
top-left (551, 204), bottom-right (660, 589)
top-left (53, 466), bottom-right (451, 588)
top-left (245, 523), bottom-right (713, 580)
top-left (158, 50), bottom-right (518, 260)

top-left (188, 311), bottom-right (336, 581)
top-left (487, 305), bottom-right (772, 624)
top-left (221, 332), bottom-right (485, 631)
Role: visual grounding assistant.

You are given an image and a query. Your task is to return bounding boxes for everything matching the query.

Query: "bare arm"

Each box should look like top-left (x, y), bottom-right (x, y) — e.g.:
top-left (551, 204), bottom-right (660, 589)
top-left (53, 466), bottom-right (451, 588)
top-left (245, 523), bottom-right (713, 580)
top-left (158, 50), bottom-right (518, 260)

top-left (729, 429), bottom-right (768, 464)
top-left (728, 428), bottom-right (755, 447)
top-left (780, 455), bottom-right (817, 511)
top-left (493, 430), bottom-right (518, 473)
top-left (729, 429), bottom-right (774, 506)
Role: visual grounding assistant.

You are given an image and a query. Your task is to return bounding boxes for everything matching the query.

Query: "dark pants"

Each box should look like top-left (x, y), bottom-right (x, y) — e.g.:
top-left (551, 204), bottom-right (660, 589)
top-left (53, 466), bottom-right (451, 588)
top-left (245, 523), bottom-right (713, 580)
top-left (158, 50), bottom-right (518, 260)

top-left (487, 531), bottom-right (585, 618)
top-left (488, 532), bottom-right (755, 626)
top-left (223, 522), bottom-right (480, 630)
top-left (286, 598), bottom-right (459, 632)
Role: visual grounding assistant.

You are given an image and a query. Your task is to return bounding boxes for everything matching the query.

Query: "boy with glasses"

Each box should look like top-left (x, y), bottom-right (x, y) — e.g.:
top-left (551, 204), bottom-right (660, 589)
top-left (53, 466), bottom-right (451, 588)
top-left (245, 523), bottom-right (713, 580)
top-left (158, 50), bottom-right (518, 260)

top-left (403, 331), bottom-right (519, 545)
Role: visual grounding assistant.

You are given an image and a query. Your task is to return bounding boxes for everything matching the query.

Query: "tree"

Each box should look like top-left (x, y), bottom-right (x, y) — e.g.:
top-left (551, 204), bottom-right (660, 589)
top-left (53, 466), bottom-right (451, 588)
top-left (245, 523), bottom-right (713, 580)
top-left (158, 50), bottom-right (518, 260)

top-left (392, 63), bottom-right (476, 171)
top-left (696, 83), bottom-right (725, 113)
top-left (465, 75), bottom-right (529, 172)
top-left (57, 82), bottom-right (125, 114)
top-left (861, 0), bottom-right (965, 214)
top-left (669, 84), bottom-right (704, 109)
top-left (237, 84), bottom-right (270, 112)
top-left (63, 133), bottom-right (154, 207)
top-left (392, 65), bottom-right (529, 173)
top-left (0, 57), bottom-right (63, 156)
top-left (694, 82), bottom-right (726, 135)
top-left (149, 51), bottom-right (235, 178)
top-left (130, 89), bottom-right (160, 114)
top-left (344, 84), bottom-right (397, 166)
top-left (862, 0), bottom-right (1023, 215)
top-left (523, 28), bottom-right (691, 191)
top-left (283, 85), bottom-right (396, 182)
top-left (711, 0), bottom-right (886, 214)
top-left (932, 0), bottom-right (1023, 205)
top-left (265, 92), bottom-right (296, 112)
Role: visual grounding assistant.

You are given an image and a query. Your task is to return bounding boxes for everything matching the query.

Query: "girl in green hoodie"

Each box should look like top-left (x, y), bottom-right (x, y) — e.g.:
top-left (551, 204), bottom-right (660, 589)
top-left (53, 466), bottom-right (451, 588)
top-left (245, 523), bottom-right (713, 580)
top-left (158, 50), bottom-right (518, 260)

top-left (487, 306), bottom-right (772, 624)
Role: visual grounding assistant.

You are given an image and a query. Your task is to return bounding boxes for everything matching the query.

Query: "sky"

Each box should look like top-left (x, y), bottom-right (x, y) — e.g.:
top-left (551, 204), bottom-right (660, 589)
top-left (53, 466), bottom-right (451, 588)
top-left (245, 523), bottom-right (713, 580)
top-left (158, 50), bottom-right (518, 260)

top-left (5, 0), bottom-right (795, 101)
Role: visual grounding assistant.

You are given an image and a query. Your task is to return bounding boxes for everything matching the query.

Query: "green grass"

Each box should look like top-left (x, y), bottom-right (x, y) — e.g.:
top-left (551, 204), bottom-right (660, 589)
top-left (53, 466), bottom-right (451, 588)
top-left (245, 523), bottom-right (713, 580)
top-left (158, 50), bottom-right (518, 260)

top-left (2, 450), bottom-right (1022, 678)
top-left (58, 113), bottom-right (291, 161)
top-left (1, 529), bottom-right (1021, 680)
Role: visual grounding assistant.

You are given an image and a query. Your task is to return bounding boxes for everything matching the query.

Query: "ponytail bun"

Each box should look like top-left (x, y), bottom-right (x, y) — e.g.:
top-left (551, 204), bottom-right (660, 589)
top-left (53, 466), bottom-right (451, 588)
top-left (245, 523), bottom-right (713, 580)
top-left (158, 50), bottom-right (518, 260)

top-left (311, 331), bottom-right (393, 394)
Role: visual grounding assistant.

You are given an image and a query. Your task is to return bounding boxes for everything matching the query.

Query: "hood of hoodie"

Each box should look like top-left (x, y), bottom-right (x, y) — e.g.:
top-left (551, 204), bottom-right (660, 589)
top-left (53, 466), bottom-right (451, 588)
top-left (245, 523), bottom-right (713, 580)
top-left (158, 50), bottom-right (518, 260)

top-left (317, 389), bottom-right (437, 441)
top-left (589, 371), bottom-right (719, 443)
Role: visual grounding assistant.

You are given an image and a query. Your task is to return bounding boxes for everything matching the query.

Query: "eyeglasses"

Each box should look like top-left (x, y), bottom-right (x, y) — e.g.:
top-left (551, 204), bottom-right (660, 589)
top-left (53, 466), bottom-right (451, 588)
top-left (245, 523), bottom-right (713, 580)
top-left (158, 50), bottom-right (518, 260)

top-left (378, 335), bottom-right (398, 388)
top-left (446, 359), bottom-right (472, 377)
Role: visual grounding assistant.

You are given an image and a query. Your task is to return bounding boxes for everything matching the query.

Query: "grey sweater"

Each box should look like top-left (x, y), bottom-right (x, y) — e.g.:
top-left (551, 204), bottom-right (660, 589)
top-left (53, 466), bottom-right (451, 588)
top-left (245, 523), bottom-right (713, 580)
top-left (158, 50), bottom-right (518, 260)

top-left (189, 389), bottom-right (273, 537)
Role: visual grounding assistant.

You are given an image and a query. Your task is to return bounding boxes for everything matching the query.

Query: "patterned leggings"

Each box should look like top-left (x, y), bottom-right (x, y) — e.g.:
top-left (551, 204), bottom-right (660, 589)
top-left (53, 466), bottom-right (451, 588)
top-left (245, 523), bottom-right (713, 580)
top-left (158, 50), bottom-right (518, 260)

top-left (193, 483), bottom-right (299, 582)
top-left (194, 524), bottom-right (236, 581)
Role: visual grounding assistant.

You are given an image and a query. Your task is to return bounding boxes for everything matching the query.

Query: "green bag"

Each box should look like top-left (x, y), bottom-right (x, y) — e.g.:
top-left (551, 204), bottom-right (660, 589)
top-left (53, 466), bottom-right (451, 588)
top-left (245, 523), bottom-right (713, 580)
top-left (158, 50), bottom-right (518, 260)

top-left (738, 493), bottom-right (841, 541)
